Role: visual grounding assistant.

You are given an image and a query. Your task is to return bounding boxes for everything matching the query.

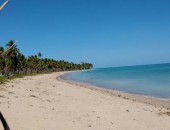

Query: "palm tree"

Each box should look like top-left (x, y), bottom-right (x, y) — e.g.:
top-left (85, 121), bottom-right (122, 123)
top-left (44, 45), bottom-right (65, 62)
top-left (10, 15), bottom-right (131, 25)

top-left (0, 46), bottom-right (5, 75)
top-left (5, 41), bottom-right (20, 75)
top-left (0, 0), bottom-right (9, 11)
top-left (38, 52), bottom-right (42, 58)
top-left (0, 40), bottom-right (93, 77)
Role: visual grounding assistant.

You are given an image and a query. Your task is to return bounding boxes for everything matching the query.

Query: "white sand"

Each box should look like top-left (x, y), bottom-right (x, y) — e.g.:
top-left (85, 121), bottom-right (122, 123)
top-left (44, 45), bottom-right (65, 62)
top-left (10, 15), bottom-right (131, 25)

top-left (0, 72), bottom-right (170, 130)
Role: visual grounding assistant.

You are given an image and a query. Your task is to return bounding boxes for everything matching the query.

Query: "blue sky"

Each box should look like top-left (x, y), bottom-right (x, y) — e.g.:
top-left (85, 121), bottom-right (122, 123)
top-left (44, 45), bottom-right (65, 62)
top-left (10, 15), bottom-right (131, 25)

top-left (0, 0), bottom-right (170, 68)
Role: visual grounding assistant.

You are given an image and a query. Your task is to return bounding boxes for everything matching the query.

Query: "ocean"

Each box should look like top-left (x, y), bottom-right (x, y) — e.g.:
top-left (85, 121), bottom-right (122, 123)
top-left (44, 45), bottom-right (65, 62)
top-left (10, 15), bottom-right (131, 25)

top-left (64, 63), bottom-right (170, 100)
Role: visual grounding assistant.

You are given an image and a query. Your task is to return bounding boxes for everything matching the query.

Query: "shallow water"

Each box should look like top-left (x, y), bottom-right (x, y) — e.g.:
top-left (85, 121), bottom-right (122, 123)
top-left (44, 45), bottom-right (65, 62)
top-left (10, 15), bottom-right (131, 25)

top-left (64, 63), bottom-right (170, 100)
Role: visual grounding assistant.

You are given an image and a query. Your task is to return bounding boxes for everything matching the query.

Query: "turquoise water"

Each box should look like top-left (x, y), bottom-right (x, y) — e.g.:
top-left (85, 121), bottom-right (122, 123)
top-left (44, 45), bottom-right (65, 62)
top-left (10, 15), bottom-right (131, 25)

top-left (64, 63), bottom-right (170, 100)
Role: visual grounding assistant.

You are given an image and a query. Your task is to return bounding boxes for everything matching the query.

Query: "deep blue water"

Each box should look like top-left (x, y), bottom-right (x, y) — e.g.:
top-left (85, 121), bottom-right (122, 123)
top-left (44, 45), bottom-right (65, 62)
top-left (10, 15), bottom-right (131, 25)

top-left (64, 63), bottom-right (170, 100)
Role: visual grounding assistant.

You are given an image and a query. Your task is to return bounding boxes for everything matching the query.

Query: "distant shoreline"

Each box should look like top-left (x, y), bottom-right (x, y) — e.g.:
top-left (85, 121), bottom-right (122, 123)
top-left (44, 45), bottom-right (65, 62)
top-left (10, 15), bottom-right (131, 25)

top-left (59, 71), bottom-right (170, 109)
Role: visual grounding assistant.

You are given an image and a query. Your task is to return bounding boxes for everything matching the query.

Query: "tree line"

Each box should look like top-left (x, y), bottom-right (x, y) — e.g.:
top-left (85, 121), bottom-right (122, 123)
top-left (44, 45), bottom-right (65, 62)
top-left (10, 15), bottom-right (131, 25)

top-left (0, 40), bottom-right (93, 77)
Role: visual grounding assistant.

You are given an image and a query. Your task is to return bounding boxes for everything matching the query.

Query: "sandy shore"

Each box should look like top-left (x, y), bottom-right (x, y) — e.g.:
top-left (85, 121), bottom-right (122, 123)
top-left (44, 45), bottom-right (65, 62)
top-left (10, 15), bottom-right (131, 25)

top-left (0, 72), bottom-right (170, 130)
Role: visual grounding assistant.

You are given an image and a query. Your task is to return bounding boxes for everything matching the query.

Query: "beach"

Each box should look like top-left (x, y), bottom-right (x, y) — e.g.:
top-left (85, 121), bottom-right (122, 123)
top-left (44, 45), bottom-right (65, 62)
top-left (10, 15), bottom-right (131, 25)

top-left (0, 72), bottom-right (170, 130)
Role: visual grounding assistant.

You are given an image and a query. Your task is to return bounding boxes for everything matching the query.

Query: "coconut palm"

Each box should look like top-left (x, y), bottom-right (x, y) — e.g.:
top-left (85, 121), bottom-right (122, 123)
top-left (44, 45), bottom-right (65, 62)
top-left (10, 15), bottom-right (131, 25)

top-left (5, 41), bottom-right (20, 75)
top-left (0, 40), bottom-right (93, 78)
top-left (0, 46), bottom-right (5, 74)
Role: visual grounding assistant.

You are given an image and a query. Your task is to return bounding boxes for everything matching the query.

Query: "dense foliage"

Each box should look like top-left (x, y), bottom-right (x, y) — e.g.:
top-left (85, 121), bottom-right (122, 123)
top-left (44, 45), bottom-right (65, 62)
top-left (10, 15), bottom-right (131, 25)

top-left (0, 40), bottom-right (93, 77)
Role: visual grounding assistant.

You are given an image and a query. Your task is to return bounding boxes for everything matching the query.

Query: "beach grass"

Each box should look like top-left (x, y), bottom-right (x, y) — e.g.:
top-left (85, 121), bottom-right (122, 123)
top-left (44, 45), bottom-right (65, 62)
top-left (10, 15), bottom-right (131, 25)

top-left (0, 76), bottom-right (6, 84)
top-left (0, 74), bottom-right (32, 84)
top-left (0, 72), bottom-right (53, 84)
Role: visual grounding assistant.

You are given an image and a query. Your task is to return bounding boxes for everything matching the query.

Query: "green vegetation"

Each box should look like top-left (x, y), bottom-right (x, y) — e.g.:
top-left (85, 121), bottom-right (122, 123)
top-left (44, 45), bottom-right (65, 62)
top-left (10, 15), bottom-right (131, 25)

top-left (0, 40), bottom-right (93, 82)
top-left (0, 76), bottom-right (6, 84)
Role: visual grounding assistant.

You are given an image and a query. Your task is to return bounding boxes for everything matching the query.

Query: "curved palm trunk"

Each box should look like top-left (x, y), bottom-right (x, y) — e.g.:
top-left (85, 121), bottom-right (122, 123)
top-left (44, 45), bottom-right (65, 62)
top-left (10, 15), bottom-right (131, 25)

top-left (0, 0), bottom-right (9, 12)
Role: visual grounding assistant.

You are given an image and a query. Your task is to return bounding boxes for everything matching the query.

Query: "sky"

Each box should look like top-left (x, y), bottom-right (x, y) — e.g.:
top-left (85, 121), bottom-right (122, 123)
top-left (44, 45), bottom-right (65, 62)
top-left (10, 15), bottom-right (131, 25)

top-left (0, 0), bottom-right (170, 68)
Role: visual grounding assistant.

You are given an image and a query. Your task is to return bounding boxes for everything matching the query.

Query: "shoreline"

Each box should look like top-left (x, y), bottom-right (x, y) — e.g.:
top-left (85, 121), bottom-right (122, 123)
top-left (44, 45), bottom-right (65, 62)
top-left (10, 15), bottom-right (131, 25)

top-left (59, 72), bottom-right (170, 109)
top-left (1, 72), bottom-right (170, 130)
